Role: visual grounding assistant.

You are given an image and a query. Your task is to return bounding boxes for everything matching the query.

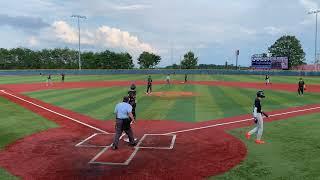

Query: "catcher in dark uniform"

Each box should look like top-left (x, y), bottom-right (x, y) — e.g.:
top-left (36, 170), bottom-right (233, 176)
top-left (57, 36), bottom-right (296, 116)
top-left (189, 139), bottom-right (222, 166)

top-left (124, 84), bottom-right (138, 143)
top-left (128, 84), bottom-right (137, 119)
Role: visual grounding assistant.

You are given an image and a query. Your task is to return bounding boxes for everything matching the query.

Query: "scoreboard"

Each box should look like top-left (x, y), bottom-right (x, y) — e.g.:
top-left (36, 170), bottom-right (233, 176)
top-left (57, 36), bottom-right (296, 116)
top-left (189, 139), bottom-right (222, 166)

top-left (251, 55), bottom-right (288, 70)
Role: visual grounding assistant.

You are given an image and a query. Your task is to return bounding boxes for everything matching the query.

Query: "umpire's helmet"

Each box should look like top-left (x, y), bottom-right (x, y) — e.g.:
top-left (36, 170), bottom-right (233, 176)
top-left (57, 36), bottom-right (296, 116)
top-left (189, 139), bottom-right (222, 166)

top-left (130, 84), bottom-right (136, 90)
top-left (256, 90), bottom-right (265, 98)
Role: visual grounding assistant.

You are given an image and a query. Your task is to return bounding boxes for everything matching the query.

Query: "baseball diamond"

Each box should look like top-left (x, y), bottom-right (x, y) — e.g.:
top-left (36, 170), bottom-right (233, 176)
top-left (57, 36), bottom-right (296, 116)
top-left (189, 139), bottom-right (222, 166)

top-left (0, 74), bottom-right (320, 179)
top-left (2, 1), bottom-right (320, 179)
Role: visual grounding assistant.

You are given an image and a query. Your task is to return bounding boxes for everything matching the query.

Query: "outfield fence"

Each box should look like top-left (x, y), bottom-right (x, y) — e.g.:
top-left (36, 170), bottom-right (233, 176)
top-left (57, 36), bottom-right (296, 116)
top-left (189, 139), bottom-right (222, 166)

top-left (0, 69), bottom-right (320, 76)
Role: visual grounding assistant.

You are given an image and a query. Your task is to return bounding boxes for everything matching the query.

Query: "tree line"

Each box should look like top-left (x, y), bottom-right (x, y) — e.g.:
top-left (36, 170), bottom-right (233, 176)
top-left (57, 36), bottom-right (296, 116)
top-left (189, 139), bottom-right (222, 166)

top-left (0, 48), bottom-right (162, 69)
top-left (0, 35), bottom-right (306, 70)
top-left (0, 47), bottom-right (199, 70)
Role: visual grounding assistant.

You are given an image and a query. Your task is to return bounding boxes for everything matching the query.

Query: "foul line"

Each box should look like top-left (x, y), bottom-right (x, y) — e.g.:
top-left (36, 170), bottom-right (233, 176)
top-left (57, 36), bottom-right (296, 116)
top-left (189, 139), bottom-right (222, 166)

top-left (164, 106), bottom-right (320, 135)
top-left (0, 90), bottom-right (109, 134)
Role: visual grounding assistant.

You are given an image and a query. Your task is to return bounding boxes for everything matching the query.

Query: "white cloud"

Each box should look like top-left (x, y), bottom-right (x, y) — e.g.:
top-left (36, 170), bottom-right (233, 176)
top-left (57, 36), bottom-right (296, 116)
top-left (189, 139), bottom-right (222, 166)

top-left (239, 27), bottom-right (257, 35)
top-left (300, 0), bottom-right (319, 10)
top-left (27, 36), bottom-right (38, 46)
top-left (264, 26), bottom-right (283, 36)
top-left (96, 26), bottom-right (156, 53)
top-left (50, 21), bottom-right (156, 55)
top-left (52, 21), bottom-right (78, 44)
top-left (113, 4), bottom-right (151, 11)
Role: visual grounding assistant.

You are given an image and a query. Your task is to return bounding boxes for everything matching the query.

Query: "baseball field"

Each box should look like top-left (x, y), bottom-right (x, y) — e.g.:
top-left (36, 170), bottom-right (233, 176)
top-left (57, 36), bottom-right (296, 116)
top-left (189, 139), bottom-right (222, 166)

top-left (0, 74), bottom-right (320, 179)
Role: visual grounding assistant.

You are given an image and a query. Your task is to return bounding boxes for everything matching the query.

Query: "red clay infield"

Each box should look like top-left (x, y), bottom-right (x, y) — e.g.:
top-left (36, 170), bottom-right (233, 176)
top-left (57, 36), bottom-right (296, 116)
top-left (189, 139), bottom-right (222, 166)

top-left (0, 81), bottom-right (320, 179)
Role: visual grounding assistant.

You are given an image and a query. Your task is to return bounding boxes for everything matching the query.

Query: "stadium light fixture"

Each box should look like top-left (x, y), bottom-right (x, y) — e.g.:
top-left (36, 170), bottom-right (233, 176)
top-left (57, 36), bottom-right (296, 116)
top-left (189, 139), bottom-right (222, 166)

top-left (71, 14), bottom-right (87, 70)
top-left (308, 10), bottom-right (320, 70)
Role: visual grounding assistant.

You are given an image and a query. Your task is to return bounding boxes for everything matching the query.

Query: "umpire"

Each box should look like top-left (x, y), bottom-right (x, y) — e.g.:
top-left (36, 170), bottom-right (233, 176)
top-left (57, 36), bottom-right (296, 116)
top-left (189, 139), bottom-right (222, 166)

top-left (112, 96), bottom-right (137, 150)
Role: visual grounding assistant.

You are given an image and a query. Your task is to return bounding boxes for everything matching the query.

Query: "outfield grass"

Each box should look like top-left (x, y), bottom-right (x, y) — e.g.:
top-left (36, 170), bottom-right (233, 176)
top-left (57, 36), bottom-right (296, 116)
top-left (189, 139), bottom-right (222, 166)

top-left (26, 84), bottom-right (320, 122)
top-left (0, 97), bottom-right (58, 179)
top-left (213, 113), bottom-right (320, 180)
top-left (0, 74), bottom-right (319, 84)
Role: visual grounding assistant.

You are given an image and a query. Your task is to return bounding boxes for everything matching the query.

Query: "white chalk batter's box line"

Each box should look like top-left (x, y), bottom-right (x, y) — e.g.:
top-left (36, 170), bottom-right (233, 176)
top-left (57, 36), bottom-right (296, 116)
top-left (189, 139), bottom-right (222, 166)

top-left (75, 133), bottom-right (110, 148)
top-left (76, 133), bottom-right (176, 166)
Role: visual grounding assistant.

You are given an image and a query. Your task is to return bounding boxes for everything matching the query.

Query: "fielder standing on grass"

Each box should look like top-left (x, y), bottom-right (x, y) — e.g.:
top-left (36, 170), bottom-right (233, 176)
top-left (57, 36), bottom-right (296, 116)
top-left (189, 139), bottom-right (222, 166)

top-left (184, 74), bottom-right (188, 83)
top-left (46, 74), bottom-right (52, 86)
top-left (166, 74), bottom-right (171, 85)
top-left (246, 90), bottom-right (269, 144)
top-left (112, 96), bottom-right (138, 150)
top-left (265, 74), bottom-right (270, 85)
top-left (61, 73), bottom-right (65, 83)
top-left (146, 75), bottom-right (152, 94)
top-left (298, 78), bottom-right (306, 96)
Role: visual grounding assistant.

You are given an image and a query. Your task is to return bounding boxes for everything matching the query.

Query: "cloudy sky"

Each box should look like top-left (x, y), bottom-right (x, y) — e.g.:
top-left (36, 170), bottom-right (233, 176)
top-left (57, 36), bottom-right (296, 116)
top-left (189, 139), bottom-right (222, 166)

top-left (0, 0), bottom-right (319, 67)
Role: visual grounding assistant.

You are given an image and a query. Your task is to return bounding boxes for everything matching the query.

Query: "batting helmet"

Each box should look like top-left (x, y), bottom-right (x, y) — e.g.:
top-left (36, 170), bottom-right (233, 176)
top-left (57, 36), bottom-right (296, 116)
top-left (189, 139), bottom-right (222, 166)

top-left (256, 90), bottom-right (265, 98)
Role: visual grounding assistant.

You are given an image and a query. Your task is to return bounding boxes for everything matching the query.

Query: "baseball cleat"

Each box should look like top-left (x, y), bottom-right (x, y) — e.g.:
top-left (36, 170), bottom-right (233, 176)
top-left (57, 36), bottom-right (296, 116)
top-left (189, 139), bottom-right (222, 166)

top-left (255, 140), bottom-right (265, 144)
top-left (111, 145), bottom-right (118, 150)
top-left (246, 132), bottom-right (251, 140)
top-left (128, 140), bottom-right (138, 147)
top-left (123, 138), bottom-right (138, 143)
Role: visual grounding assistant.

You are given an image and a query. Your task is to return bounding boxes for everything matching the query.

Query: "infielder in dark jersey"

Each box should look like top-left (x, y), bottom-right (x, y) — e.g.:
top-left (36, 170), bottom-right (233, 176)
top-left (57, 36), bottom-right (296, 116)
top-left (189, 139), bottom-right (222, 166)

top-left (184, 74), bottom-right (188, 83)
top-left (61, 73), bottom-right (65, 83)
top-left (46, 74), bottom-right (52, 86)
top-left (246, 90), bottom-right (269, 144)
top-left (146, 75), bottom-right (152, 94)
top-left (298, 78), bottom-right (305, 96)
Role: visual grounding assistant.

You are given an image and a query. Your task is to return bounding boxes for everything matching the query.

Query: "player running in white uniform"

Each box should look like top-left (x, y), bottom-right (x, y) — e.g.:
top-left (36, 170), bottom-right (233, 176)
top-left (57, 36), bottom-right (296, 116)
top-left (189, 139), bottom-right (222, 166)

top-left (166, 74), bottom-right (171, 85)
top-left (265, 75), bottom-right (271, 85)
top-left (246, 90), bottom-right (269, 144)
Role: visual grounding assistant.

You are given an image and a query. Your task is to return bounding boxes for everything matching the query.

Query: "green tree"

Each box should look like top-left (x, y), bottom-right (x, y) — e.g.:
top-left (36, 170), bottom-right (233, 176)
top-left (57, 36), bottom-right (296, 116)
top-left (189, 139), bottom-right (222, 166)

top-left (181, 51), bottom-right (198, 69)
top-left (268, 35), bottom-right (306, 69)
top-left (0, 47), bottom-right (134, 69)
top-left (82, 51), bottom-right (97, 69)
top-left (138, 51), bottom-right (161, 69)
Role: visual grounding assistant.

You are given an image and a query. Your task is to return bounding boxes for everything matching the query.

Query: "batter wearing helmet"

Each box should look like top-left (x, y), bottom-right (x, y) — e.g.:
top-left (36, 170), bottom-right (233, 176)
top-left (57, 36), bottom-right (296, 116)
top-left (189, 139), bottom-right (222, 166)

top-left (246, 90), bottom-right (269, 144)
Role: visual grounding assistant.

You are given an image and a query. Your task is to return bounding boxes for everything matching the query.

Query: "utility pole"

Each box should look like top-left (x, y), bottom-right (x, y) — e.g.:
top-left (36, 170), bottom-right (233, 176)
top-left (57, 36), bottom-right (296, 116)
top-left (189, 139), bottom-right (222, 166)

top-left (71, 14), bottom-right (87, 70)
top-left (308, 10), bottom-right (320, 70)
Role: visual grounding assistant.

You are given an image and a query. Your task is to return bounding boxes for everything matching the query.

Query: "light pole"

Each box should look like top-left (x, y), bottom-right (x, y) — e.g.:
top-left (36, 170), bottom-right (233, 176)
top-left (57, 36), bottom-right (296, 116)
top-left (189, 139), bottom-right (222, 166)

top-left (235, 49), bottom-right (240, 70)
top-left (71, 14), bottom-right (87, 70)
top-left (308, 10), bottom-right (320, 70)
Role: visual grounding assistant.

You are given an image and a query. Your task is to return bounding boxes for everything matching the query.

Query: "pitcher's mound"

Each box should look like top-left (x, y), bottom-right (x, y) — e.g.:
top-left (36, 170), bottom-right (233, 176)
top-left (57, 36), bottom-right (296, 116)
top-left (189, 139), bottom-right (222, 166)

top-left (149, 91), bottom-right (198, 98)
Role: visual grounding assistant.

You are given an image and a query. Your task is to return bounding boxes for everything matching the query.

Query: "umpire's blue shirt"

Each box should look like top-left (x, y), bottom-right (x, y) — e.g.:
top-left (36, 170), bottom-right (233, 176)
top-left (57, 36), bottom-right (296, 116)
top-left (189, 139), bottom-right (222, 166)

top-left (114, 102), bottom-right (132, 119)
